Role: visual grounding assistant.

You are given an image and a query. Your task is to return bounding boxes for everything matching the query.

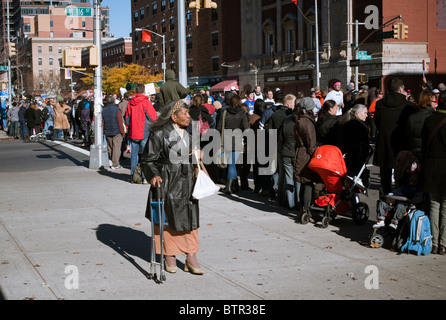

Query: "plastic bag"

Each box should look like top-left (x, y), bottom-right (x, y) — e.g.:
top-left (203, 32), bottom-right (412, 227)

top-left (192, 151), bottom-right (220, 200)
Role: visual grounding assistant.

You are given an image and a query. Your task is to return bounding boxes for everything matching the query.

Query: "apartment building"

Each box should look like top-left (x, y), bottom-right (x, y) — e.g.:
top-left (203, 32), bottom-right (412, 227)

top-left (131, 0), bottom-right (241, 88)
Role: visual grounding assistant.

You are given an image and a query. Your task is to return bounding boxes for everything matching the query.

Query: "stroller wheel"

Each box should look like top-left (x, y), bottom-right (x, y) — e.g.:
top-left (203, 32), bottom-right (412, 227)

top-left (352, 202), bottom-right (369, 225)
top-left (321, 216), bottom-right (331, 228)
top-left (300, 211), bottom-right (311, 225)
top-left (391, 236), bottom-right (404, 251)
top-left (369, 233), bottom-right (384, 248)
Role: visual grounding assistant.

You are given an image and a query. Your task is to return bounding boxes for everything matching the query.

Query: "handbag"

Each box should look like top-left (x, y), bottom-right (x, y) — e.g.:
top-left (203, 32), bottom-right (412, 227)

top-left (197, 112), bottom-right (210, 135)
top-left (214, 110), bottom-right (228, 169)
top-left (192, 151), bottom-right (220, 200)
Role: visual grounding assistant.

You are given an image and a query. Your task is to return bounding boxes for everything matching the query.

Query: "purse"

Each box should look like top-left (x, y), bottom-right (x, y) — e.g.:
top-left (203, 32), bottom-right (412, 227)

top-left (214, 110), bottom-right (228, 169)
top-left (192, 151), bottom-right (220, 200)
top-left (197, 112), bottom-right (210, 135)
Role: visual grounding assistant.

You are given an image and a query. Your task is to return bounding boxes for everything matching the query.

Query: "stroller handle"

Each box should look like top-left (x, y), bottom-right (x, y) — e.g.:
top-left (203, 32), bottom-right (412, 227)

top-left (365, 145), bottom-right (374, 163)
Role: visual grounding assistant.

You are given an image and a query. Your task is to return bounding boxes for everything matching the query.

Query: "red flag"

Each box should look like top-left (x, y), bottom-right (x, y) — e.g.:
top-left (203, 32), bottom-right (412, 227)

top-left (142, 30), bottom-right (152, 43)
top-left (291, 0), bottom-right (297, 4)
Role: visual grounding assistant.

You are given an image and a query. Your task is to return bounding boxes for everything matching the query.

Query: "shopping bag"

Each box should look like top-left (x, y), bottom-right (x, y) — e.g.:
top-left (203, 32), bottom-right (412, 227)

top-left (192, 151), bottom-right (220, 200)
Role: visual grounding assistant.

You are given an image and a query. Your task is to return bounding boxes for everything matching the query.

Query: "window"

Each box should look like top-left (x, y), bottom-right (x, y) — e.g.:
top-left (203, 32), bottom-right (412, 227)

top-left (134, 10), bottom-right (138, 22)
top-left (140, 8), bottom-right (144, 19)
top-left (186, 11), bottom-right (192, 26)
top-left (187, 59), bottom-right (193, 74)
top-left (212, 57), bottom-right (219, 72)
top-left (38, 46), bottom-right (42, 53)
top-left (152, 3), bottom-right (157, 15)
top-left (49, 70), bottom-right (54, 78)
top-left (24, 23), bottom-right (31, 33)
top-left (39, 70), bottom-right (43, 78)
top-left (186, 35), bottom-right (193, 50)
top-left (49, 58), bottom-right (53, 66)
top-left (161, 0), bottom-right (166, 12)
top-left (169, 17), bottom-right (175, 31)
top-left (211, 32), bottom-right (218, 47)
top-left (169, 39), bottom-right (175, 54)
top-left (58, 46), bottom-right (62, 53)
top-left (38, 58), bottom-right (42, 65)
top-left (49, 45), bottom-right (53, 52)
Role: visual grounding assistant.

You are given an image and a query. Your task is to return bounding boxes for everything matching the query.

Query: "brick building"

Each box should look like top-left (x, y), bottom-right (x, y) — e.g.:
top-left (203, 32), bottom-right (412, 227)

top-left (102, 37), bottom-right (133, 69)
top-left (0, 0), bottom-right (110, 98)
top-left (232, 0), bottom-right (446, 96)
top-left (131, 0), bottom-right (241, 88)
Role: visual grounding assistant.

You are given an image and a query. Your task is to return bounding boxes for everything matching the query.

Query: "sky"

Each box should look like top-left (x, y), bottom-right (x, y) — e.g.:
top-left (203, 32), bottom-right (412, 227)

top-left (100, 0), bottom-right (131, 38)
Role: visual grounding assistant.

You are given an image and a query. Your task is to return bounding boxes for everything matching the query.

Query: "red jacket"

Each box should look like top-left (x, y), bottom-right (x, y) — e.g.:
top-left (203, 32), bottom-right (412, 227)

top-left (125, 94), bottom-right (158, 140)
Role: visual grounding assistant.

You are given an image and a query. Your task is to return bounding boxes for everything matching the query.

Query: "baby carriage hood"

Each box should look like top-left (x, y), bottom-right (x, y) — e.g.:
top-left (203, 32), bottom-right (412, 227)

top-left (309, 145), bottom-right (347, 193)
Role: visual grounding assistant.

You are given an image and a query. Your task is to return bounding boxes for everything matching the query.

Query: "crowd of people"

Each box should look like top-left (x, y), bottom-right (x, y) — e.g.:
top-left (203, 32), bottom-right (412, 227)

top-left (2, 71), bottom-right (445, 266)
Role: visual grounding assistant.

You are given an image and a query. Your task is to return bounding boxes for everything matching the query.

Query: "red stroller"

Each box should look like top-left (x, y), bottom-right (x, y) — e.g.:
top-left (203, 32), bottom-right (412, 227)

top-left (303, 145), bottom-right (371, 228)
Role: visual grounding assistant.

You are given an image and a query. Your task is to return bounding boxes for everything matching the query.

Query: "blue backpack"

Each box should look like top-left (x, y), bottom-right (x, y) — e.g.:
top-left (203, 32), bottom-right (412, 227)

top-left (400, 210), bottom-right (432, 256)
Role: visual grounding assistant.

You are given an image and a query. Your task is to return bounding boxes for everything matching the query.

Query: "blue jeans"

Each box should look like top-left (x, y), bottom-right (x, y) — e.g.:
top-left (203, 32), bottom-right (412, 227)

top-left (130, 138), bottom-right (148, 177)
top-left (278, 156), bottom-right (301, 209)
top-left (226, 151), bottom-right (241, 180)
top-left (19, 122), bottom-right (28, 139)
top-left (9, 121), bottom-right (18, 138)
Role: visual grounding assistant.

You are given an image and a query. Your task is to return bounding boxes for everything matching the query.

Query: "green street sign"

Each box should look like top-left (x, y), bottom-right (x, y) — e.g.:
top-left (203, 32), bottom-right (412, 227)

top-left (377, 31), bottom-right (394, 40)
top-left (66, 7), bottom-right (92, 17)
top-left (358, 51), bottom-right (372, 60)
top-left (0, 66), bottom-right (8, 71)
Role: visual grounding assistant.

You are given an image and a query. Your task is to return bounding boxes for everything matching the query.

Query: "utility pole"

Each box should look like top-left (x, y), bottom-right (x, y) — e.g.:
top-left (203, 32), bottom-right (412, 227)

top-left (314, 0), bottom-right (320, 88)
top-left (89, 0), bottom-right (109, 169)
top-left (177, 0), bottom-right (187, 87)
top-left (7, 0), bottom-right (12, 106)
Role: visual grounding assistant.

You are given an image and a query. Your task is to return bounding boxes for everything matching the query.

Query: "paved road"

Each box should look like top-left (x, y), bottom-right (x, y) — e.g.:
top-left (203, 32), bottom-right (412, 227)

top-left (0, 129), bottom-right (445, 306)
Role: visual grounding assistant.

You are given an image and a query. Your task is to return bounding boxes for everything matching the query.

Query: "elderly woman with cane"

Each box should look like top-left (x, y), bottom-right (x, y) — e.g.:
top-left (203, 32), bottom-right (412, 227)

top-left (141, 99), bottom-right (205, 275)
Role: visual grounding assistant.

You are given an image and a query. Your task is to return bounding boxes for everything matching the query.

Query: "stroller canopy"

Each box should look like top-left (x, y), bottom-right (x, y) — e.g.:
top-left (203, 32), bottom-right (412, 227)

top-left (309, 145), bottom-right (347, 193)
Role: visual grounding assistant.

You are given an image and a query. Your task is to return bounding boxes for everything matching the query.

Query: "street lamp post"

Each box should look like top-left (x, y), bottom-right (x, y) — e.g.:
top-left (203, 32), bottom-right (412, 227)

top-left (135, 28), bottom-right (166, 83)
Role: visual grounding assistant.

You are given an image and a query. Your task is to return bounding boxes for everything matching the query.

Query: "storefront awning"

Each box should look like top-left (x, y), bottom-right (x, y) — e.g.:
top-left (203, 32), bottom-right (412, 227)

top-left (210, 80), bottom-right (239, 92)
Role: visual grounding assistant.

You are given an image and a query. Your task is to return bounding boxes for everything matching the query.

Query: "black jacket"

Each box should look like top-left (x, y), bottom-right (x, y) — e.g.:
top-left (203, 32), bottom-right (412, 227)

top-left (216, 106), bottom-right (248, 151)
top-left (373, 92), bottom-right (416, 168)
top-left (421, 110), bottom-right (446, 194)
top-left (141, 121), bottom-right (199, 232)
top-left (406, 107), bottom-right (435, 157)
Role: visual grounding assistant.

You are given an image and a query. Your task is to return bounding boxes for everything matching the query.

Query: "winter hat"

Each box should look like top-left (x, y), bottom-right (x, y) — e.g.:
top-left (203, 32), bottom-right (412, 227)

top-left (300, 97), bottom-right (316, 111)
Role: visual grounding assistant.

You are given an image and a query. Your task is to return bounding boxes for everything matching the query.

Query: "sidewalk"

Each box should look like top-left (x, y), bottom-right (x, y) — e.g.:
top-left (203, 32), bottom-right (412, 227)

top-left (0, 137), bottom-right (445, 302)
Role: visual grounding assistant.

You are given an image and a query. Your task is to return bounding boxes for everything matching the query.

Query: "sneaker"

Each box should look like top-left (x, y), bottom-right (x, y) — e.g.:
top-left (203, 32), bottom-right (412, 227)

top-left (110, 165), bottom-right (122, 170)
top-left (373, 220), bottom-right (385, 229)
top-left (389, 220), bottom-right (398, 230)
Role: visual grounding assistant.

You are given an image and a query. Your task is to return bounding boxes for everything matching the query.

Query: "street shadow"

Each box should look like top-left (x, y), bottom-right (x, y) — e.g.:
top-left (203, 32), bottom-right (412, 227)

top-left (96, 167), bottom-right (133, 183)
top-left (38, 142), bottom-right (89, 167)
top-left (94, 223), bottom-right (162, 283)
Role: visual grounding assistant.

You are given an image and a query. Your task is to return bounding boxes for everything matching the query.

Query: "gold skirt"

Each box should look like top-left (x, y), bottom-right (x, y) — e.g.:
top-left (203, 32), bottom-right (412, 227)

top-left (154, 226), bottom-right (199, 256)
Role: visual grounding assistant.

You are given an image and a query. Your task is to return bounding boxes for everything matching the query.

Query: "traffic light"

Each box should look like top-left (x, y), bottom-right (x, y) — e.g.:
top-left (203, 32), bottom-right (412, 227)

top-left (82, 46), bottom-right (99, 67)
top-left (393, 23), bottom-right (401, 39)
top-left (401, 23), bottom-right (408, 39)
top-left (189, 0), bottom-right (202, 9)
top-left (8, 42), bottom-right (16, 57)
top-left (189, 0), bottom-right (217, 9)
top-left (203, 0), bottom-right (217, 9)
top-left (62, 49), bottom-right (82, 67)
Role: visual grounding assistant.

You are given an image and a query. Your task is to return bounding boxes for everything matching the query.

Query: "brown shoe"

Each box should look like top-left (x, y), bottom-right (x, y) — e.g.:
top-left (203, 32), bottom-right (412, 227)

top-left (432, 245), bottom-right (438, 254)
top-left (439, 246), bottom-right (446, 255)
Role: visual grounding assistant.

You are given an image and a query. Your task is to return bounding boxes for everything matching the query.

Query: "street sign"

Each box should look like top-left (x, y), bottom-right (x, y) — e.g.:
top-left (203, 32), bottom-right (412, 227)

top-left (66, 7), bottom-right (92, 17)
top-left (377, 31), bottom-right (394, 40)
top-left (0, 66), bottom-right (8, 71)
top-left (350, 59), bottom-right (361, 67)
top-left (358, 51), bottom-right (372, 60)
